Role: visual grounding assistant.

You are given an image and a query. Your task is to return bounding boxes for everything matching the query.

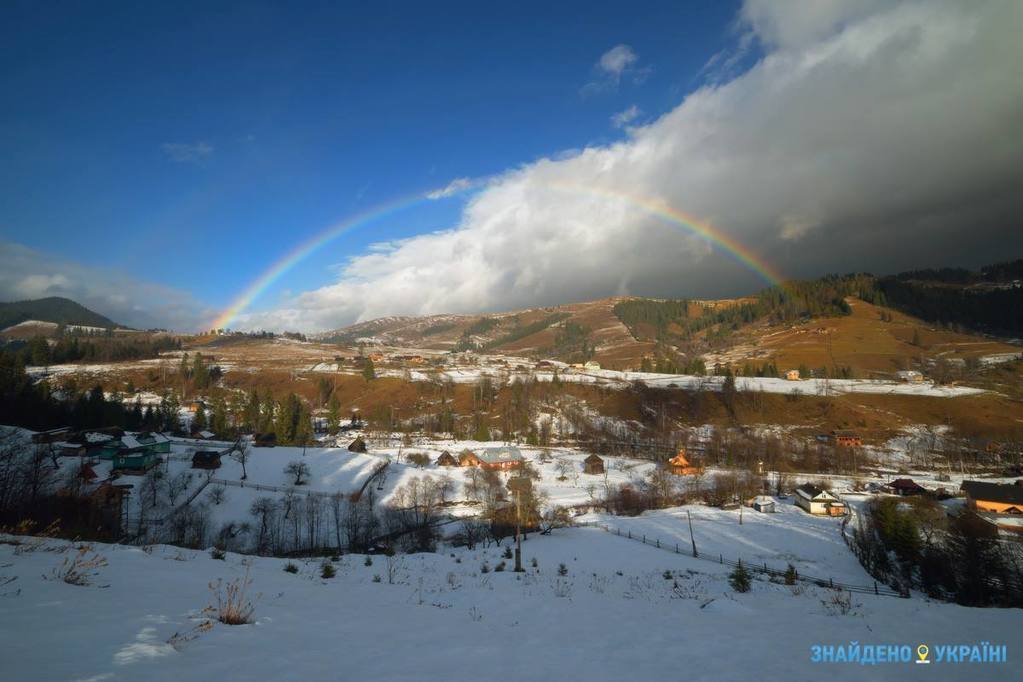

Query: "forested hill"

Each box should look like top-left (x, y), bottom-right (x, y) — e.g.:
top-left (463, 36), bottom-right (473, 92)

top-left (0, 297), bottom-right (118, 330)
top-left (876, 259), bottom-right (1023, 337)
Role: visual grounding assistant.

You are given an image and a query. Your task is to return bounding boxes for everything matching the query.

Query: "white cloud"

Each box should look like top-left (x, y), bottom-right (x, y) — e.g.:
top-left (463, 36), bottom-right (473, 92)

top-left (425, 177), bottom-right (476, 200)
top-left (233, 0), bottom-right (1023, 332)
top-left (0, 242), bottom-right (213, 331)
top-left (582, 44), bottom-right (652, 94)
top-left (610, 105), bottom-right (642, 129)
top-left (161, 141), bottom-right (214, 163)
top-left (599, 44), bottom-right (638, 78)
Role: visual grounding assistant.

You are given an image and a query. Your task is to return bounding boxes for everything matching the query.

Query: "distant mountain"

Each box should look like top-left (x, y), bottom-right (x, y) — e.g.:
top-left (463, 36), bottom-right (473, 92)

top-left (0, 296), bottom-right (119, 331)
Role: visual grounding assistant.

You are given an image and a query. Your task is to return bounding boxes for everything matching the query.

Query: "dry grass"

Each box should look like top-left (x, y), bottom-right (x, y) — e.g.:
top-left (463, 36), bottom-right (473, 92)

top-left (205, 567), bottom-right (256, 625)
top-left (48, 545), bottom-right (108, 586)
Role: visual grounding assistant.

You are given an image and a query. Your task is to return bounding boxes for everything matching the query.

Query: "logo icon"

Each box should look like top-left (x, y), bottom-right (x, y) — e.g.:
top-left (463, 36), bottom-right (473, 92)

top-left (916, 644), bottom-right (930, 664)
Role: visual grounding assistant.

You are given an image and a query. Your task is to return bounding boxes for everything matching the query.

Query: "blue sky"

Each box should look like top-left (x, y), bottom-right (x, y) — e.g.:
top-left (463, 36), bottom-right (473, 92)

top-left (3, 1), bottom-right (1020, 332)
top-left (0, 1), bottom-right (741, 320)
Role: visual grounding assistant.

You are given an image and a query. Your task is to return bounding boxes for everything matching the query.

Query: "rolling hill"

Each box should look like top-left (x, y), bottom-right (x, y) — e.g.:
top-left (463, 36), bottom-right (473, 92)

top-left (0, 296), bottom-right (119, 333)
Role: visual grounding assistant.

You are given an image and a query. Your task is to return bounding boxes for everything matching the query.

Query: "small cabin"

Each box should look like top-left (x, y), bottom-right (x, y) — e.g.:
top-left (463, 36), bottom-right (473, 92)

top-left (795, 484), bottom-right (845, 515)
top-left (784, 369), bottom-right (800, 381)
top-left (583, 360), bottom-right (601, 371)
top-left (752, 496), bottom-right (776, 513)
top-left (254, 432), bottom-right (277, 448)
top-left (121, 432), bottom-right (171, 455)
top-left (583, 453), bottom-right (605, 475)
top-left (667, 447), bottom-right (701, 476)
top-left (457, 450), bottom-right (481, 467)
top-left (192, 450), bottom-right (222, 470)
top-left (895, 370), bottom-right (924, 383)
top-left (347, 436), bottom-right (368, 453)
top-left (435, 451), bottom-right (458, 467)
top-left (886, 478), bottom-right (926, 496)
top-left (831, 430), bottom-right (863, 447)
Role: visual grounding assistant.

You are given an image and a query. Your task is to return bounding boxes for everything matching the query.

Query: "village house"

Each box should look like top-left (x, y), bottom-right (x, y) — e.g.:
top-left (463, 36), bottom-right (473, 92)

top-left (457, 449), bottom-right (481, 467)
top-left (667, 447), bottom-right (701, 476)
top-left (886, 478), bottom-right (927, 496)
top-left (435, 451), bottom-right (457, 467)
top-left (348, 436), bottom-right (368, 453)
top-left (752, 496), bottom-right (776, 513)
top-left (896, 370), bottom-right (924, 383)
top-left (961, 480), bottom-right (1023, 515)
top-left (794, 484), bottom-right (846, 516)
top-left (121, 432), bottom-right (171, 456)
top-left (111, 447), bottom-right (159, 473)
top-left (478, 446), bottom-right (525, 471)
top-left (583, 360), bottom-right (601, 371)
top-left (583, 453), bottom-right (605, 475)
top-left (191, 450), bottom-right (222, 470)
top-left (784, 369), bottom-right (800, 381)
top-left (187, 400), bottom-right (206, 414)
top-left (253, 432), bottom-right (277, 448)
top-left (831, 430), bottom-right (863, 447)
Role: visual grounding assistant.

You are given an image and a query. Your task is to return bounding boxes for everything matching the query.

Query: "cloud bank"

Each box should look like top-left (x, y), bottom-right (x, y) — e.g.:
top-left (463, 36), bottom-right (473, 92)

top-left (239, 0), bottom-right (1023, 332)
top-left (0, 242), bottom-right (213, 331)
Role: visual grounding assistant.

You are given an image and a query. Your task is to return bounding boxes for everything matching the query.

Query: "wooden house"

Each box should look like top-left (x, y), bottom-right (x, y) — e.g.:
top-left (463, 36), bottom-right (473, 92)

top-left (191, 450), bottom-right (222, 470)
top-left (435, 451), bottom-right (458, 467)
top-left (961, 480), bottom-right (1023, 515)
top-left (831, 430), bottom-right (863, 447)
top-left (347, 436), bottom-right (368, 453)
top-left (112, 448), bottom-right (158, 473)
top-left (457, 449), bottom-right (481, 467)
top-left (886, 478), bottom-right (927, 496)
top-left (122, 432), bottom-right (170, 455)
top-left (896, 370), bottom-right (924, 383)
top-left (478, 446), bottom-right (524, 471)
top-left (583, 453), bottom-right (605, 475)
top-left (667, 447), bottom-right (701, 475)
top-left (795, 484), bottom-right (845, 515)
top-left (784, 369), bottom-right (800, 381)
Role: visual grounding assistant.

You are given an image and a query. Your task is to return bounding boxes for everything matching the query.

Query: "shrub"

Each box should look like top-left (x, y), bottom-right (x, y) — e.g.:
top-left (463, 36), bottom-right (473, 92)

top-left (283, 562), bottom-right (299, 574)
top-left (321, 563), bottom-right (336, 579)
top-left (481, 562), bottom-right (490, 574)
top-left (784, 563), bottom-right (798, 586)
top-left (210, 547), bottom-right (226, 561)
top-left (495, 561), bottom-right (506, 572)
top-left (558, 563), bottom-right (568, 577)
top-left (531, 557), bottom-right (538, 569)
top-left (372, 575), bottom-right (381, 583)
top-left (663, 569), bottom-right (674, 580)
top-left (502, 546), bottom-right (513, 559)
top-left (364, 556), bottom-right (373, 566)
top-left (729, 561), bottom-right (752, 593)
top-left (206, 569), bottom-right (255, 625)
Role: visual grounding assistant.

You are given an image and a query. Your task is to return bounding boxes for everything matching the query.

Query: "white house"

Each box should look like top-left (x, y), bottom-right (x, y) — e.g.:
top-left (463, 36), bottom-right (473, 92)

top-left (794, 484), bottom-right (845, 516)
top-left (895, 370), bottom-right (924, 383)
top-left (583, 360), bottom-right (601, 371)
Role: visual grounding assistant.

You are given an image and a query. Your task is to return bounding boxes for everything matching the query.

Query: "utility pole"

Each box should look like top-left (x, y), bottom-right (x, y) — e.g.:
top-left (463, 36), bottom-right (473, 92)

top-left (509, 476), bottom-right (530, 572)
top-left (687, 510), bottom-right (698, 557)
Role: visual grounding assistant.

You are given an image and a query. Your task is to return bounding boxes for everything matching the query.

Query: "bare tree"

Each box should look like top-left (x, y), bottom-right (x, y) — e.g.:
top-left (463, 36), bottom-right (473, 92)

top-left (231, 442), bottom-right (251, 480)
top-left (284, 460), bottom-right (311, 486)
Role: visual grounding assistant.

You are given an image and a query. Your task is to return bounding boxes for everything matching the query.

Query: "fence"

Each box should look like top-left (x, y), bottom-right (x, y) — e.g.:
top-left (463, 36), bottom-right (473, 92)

top-left (585, 521), bottom-right (905, 598)
top-left (209, 477), bottom-right (342, 499)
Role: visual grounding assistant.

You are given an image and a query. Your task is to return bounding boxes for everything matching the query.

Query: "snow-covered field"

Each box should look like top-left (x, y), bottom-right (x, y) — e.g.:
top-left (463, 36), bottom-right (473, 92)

top-left (1, 528), bottom-right (1017, 681)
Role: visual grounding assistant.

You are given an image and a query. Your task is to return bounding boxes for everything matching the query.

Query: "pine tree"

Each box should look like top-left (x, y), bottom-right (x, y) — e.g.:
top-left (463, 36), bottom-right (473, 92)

top-left (327, 394), bottom-right (341, 435)
top-left (729, 560), bottom-right (752, 592)
top-left (362, 358), bottom-right (376, 382)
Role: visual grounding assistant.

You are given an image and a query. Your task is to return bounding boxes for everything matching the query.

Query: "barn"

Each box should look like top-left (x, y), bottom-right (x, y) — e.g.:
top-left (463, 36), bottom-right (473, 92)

top-left (583, 454), bottom-right (605, 475)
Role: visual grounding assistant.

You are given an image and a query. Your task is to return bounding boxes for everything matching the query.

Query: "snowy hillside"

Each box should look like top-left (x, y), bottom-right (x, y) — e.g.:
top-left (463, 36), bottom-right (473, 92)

top-left (1, 529), bottom-right (1017, 681)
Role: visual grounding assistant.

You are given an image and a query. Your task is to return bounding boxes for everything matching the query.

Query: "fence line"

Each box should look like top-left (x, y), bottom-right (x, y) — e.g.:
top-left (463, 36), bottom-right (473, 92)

top-left (583, 521), bottom-right (905, 598)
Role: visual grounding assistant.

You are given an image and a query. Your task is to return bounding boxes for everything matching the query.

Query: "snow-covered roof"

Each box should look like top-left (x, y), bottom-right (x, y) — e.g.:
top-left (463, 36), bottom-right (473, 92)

top-left (478, 446), bottom-right (524, 464)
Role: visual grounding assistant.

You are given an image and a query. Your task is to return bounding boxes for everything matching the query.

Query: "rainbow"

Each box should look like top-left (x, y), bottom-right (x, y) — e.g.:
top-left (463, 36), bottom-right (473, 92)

top-left (209, 190), bottom-right (444, 330)
top-left (211, 182), bottom-right (786, 329)
top-left (550, 181), bottom-right (787, 287)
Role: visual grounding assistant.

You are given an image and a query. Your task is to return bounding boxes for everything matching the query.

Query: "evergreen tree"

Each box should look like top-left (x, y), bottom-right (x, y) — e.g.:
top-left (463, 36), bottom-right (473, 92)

top-left (362, 358), bottom-right (376, 382)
